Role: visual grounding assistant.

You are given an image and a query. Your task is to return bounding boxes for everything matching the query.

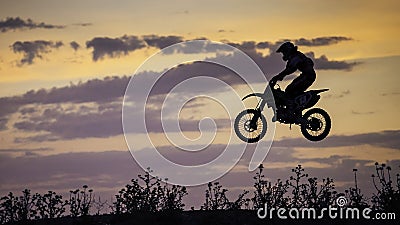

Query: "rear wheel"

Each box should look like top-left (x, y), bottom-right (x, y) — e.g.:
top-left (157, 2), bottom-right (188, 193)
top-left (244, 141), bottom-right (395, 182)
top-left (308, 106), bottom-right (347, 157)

top-left (301, 108), bottom-right (331, 141)
top-left (234, 109), bottom-right (267, 143)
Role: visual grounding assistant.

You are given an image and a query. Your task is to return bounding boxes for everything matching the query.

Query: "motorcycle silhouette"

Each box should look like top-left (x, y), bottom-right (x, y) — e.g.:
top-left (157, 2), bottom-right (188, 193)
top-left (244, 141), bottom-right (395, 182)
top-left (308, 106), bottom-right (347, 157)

top-left (234, 81), bottom-right (331, 143)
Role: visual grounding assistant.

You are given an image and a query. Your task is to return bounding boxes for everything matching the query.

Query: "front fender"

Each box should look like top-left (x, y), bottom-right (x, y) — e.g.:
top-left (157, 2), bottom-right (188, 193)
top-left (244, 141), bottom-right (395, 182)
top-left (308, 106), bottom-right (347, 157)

top-left (242, 93), bottom-right (265, 101)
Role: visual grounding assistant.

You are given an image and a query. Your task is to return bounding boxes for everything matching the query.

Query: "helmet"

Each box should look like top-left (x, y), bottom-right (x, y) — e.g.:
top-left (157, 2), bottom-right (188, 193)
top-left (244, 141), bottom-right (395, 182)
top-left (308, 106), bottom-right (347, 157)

top-left (276, 41), bottom-right (297, 53)
top-left (276, 42), bottom-right (297, 61)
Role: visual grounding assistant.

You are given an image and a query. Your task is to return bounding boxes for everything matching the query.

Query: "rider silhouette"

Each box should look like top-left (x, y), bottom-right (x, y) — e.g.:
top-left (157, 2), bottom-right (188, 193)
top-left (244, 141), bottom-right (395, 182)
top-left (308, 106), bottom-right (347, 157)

top-left (270, 42), bottom-right (316, 98)
top-left (269, 42), bottom-right (316, 122)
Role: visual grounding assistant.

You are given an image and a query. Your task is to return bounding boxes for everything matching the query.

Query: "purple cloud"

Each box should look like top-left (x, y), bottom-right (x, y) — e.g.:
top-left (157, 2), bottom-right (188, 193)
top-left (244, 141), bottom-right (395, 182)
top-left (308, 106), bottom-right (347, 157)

top-left (0, 17), bottom-right (65, 33)
top-left (0, 52), bottom-right (367, 142)
top-left (294, 36), bottom-right (353, 46)
top-left (11, 40), bottom-right (63, 65)
top-left (85, 34), bottom-right (185, 61)
top-left (3, 34), bottom-right (359, 141)
top-left (143, 35), bottom-right (183, 49)
top-left (70, 41), bottom-right (80, 51)
top-left (86, 35), bottom-right (146, 61)
top-left (273, 130), bottom-right (400, 150)
top-left (306, 52), bottom-right (360, 71)
top-left (83, 34), bottom-right (357, 71)
top-left (228, 40), bottom-right (358, 72)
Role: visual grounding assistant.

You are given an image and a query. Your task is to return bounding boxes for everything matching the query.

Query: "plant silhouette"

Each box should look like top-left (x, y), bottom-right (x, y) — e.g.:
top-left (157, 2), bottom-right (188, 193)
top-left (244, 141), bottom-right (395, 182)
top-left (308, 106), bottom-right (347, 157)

top-left (252, 164), bottom-right (337, 210)
top-left (35, 190), bottom-right (66, 219)
top-left (371, 163), bottom-right (400, 212)
top-left (112, 168), bottom-right (187, 214)
top-left (202, 181), bottom-right (249, 210)
top-left (0, 163), bottom-right (399, 224)
top-left (68, 185), bottom-right (93, 217)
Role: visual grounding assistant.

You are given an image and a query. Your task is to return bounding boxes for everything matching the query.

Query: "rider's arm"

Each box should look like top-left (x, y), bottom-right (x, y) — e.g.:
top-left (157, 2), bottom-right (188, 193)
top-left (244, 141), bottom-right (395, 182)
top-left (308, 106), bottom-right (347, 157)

top-left (271, 64), bottom-right (296, 83)
top-left (277, 64), bottom-right (297, 79)
top-left (276, 54), bottom-right (302, 80)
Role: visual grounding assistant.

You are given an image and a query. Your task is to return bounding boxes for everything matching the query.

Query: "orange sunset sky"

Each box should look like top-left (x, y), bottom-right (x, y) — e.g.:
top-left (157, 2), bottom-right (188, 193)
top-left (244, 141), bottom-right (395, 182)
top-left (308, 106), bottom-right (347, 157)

top-left (0, 0), bottom-right (399, 208)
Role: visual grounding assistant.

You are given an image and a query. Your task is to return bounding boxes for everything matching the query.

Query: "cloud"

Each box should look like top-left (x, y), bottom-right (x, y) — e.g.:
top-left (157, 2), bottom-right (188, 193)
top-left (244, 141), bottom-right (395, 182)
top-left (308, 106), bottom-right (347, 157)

top-left (22, 76), bottom-right (129, 104)
top-left (0, 117), bottom-right (7, 130)
top-left (0, 70), bottom-right (233, 141)
top-left (381, 91), bottom-right (400, 97)
top-left (69, 41), bottom-right (80, 51)
top-left (0, 17), bottom-right (65, 33)
top-left (86, 35), bottom-right (146, 61)
top-left (305, 52), bottom-right (360, 71)
top-left (72, 22), bottom-right (92, 27)
top-left (0, 151), bottom-right (138, 193)
top-left (326, 90), bottom-right (351, 99)
top-left (143, 35), bottom-right (183, 49)
top-left (233, 36), bottom-right (353, 51)
top-left (0, 147), bottom-right (52, 153)
top-left (2, 34), bottom-right (359, 140)
top-left (351, 110), bottom-right (375, 115)
top-left (224, 41), bottom-right (357, 73)
top-left (83, 34), bottom-right (358, 71)
top-left (86, 35), bottom-right (184, 61)
top-left (217, 29), bottom-right (234, 33)
top-left (173, 10), bottom-right (189, 15)
top-left (13, 102), bottom-right (123, 141)
top-left (0, 147), bottom-right (53, 157)
top-left (274, 130), bottom-right (400, 150)
top-left (226, 41), bottom-right (259, 52)
top-left (0, 76), bottom-right (129, 122)
top-left (0, 50), bottom-right (358, 141)
top-left (138, 61), bottom-right (248, 96)
top-left (294, 36), bottom-right (353, 47)
top-left (12, 99), bottom-right (230, 142)
top-left (255, 41), bottom-right (272, 49)
top-left (231, 36), bottom-right (357, 71)
top-left (11, 40), bottom-right (63, 65)
top-left (227, 40), bottom-right (359, 72)
top-left (7, 34), bottom-right (356, 72)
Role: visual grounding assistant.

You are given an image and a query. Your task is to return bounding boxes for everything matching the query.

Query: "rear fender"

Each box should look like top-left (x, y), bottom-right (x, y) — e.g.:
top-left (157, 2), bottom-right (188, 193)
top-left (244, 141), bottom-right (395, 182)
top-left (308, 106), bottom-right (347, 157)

top-left (296, 89), bottom-right (328, 108)
top-left (311, 89), bottom-right (329, 94)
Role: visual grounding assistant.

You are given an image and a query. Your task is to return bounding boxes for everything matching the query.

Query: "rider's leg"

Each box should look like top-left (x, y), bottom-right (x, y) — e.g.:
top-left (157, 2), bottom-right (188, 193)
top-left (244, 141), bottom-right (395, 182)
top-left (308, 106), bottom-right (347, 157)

top-left (285, 74), bottom-right (315, 123)
top-left (285, 74), bottom-right (314, 98)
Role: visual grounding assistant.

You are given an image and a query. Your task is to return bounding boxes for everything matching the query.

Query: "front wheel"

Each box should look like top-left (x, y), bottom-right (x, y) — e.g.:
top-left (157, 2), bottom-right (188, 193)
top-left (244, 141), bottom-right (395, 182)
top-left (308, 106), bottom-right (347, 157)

top-left (234, 109), bottom-right (267, 143)
top-left (301, 108), bottom-right (331, 141)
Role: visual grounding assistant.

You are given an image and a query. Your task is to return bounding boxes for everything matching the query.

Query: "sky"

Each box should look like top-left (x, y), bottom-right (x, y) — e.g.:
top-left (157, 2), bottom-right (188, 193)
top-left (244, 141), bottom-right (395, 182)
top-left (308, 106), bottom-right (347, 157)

top-left (0, 0), bottom-right (400, 209)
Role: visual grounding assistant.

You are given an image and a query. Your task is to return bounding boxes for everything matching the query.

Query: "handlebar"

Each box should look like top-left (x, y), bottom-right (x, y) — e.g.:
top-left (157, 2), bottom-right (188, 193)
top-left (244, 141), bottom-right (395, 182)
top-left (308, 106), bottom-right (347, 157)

top-left (268, 80), bottom-right (280, 90)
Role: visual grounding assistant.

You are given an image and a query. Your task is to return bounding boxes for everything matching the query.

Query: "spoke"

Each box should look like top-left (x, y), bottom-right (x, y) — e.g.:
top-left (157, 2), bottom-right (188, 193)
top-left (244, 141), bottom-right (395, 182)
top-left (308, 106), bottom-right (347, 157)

top-left (306, 113), bottom-right (326, 136)
top-left (236, 111), bottom-right (266, 141)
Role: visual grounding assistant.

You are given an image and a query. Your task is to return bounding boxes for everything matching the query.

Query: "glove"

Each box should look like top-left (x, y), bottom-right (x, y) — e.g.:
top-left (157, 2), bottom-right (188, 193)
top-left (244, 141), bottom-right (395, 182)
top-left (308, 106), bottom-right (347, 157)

top-left (269, 78), bottom-right (277, 86)
top-left (270, 74), bottom-right (282, 85)
top-left (276, 74), bottom-right (285, 81)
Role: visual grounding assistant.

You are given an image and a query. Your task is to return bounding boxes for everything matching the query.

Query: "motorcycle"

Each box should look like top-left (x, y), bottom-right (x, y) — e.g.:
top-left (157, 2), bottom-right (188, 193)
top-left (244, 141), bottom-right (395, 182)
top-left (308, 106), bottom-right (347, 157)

top-left (234, 81), bottom-right (331, 143)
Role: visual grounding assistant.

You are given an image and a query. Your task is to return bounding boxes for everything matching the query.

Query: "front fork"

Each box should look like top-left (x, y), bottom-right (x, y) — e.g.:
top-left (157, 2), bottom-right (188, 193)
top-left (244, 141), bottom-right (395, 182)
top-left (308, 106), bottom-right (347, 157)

top-left (250, 99), bottom-right (267, 129)
top-left (249, 85), bottom-right (276, 129)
